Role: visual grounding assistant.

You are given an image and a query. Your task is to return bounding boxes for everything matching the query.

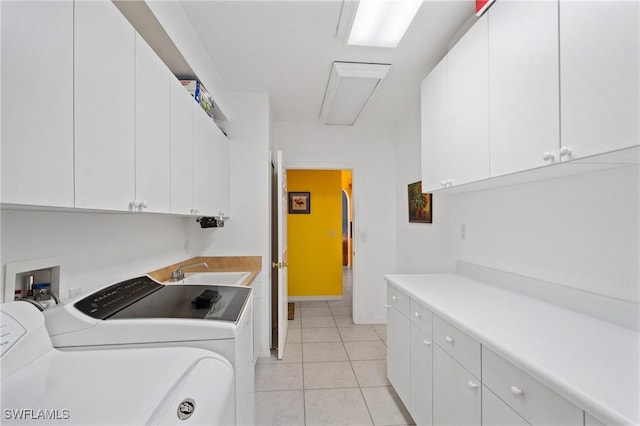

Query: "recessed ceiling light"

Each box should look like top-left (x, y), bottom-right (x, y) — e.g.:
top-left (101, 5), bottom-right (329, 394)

top-left (320, 62), bottom-right (391, 126)
top-left (346, 0), bottom-right (423, 48)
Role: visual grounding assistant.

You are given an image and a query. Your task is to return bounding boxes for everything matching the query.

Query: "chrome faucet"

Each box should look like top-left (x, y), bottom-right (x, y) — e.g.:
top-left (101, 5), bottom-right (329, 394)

top-left (171, 262), bottom-right (209, 281)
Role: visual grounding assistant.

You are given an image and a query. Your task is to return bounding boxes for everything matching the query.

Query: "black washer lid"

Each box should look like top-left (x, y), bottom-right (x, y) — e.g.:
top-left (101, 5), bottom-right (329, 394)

top-left (74, 276), bottom-right (163, 320)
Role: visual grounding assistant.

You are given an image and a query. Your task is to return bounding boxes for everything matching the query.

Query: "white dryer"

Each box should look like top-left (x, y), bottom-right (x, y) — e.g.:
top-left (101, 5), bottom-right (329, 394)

top-left (43, 275), bottom-right (255, 426)
top-left (1, 301), bottom-right (234, 425)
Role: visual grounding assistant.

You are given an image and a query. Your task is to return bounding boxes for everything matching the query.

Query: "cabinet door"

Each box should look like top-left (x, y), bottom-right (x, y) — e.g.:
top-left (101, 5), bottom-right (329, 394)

top-left (74, 0), bottom-right (135, 210)
top-left (410, 323), bottom-right (433, 425)
top-left (483, 385), bottom-right (530, 426)
top-left (488, 0), bottom-right (560, 176)
top-left (584, 413), bottom-right (606, 426)
top-left (1, 1), bottom-right (74, 207)
top-left (209, 126), bottom-right (230, 217)
top-left (560, 0), bottom-right (639, 158)
top-left (447, 12), bottom-right (490, 187)
top-left (134, 34), bottom-right (171, 213)
top-left (170, 79), bottom-right (194, 215)
top-left (421, 57), bottom-right (449, 192)
top-left (387, 304), bottom-right (411, 406)
top-left (192, 107), bottom-right (216, 216)
top-left (433, 345), bottom-right (481, 426)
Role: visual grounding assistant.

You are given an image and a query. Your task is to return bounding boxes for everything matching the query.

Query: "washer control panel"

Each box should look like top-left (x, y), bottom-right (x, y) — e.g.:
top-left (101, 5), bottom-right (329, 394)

top-left (74, 276), bottom-right (163, 320)
top-left (0, 311), bottom-right (26, 356)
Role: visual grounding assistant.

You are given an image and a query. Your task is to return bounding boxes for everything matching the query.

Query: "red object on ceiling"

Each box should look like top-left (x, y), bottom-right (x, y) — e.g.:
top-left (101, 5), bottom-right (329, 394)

top-left (476, 0), bottom-right (496, 16)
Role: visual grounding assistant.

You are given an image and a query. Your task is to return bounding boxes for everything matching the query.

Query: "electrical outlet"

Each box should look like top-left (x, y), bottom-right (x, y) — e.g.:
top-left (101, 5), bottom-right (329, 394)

top-left (461, 224), bottom-right (467, 240)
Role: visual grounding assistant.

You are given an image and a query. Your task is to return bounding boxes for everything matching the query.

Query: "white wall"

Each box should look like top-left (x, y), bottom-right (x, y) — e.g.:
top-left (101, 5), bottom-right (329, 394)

top-left (190, 92), bottom-right (272, 356)
top-left (273, 122), bottom-right (397, 324)
top-left (1, 209), bottom-right (189, 300)
top-left (394, 101), bottom-right (456, 274)
top-left (395, 106), bottom-right (640, 304)
top-left (448, 165), bottom-right (639, 303)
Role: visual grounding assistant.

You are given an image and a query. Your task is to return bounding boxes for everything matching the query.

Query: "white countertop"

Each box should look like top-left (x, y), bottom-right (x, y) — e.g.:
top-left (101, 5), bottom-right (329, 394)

top-left (384, 274), bottom-right (640, 426)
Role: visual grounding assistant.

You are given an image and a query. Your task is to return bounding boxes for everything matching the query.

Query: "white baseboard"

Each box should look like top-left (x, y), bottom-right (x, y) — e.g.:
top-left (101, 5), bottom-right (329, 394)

top-left (288, 295), bottom-right (343, 302)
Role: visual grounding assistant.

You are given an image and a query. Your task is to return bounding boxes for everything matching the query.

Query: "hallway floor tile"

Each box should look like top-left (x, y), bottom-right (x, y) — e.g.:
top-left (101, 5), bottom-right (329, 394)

top-left (254, 268), bottom-right (414, 425)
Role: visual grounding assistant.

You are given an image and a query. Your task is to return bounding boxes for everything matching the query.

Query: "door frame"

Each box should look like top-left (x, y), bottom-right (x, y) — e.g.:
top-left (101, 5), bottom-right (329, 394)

top-left (282, 162), bottom-right (358, 320)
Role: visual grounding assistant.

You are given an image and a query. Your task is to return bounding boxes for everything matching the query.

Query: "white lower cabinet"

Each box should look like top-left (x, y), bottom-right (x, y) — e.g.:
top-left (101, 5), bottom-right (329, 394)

top-left (387, 299), bottom-right (411, 405)
top-left (386, 283), bottom-right (594, 426)
top-left (433, 344), bottom-right (481, 426)
top-left (482, 347), bottom-right (583, 426)
top-left (483, 385), bottom-right (530, 426)
top-left (410, 322), bottom-right (433, 425)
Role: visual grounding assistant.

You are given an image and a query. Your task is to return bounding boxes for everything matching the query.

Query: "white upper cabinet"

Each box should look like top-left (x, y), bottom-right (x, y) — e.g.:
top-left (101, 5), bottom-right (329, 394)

top-left (170, 78), bottom-right (195, 215)
top-left (209, 124), bottom-right (230, 217)
top-left (559, 0), bottom-right (639, 159)
top-left (192, 105), bottom-right (230, 218)
top-left (447, 13), bottom-right (490, 187)
top-left (192, 106), bottom-right (216, 217)
top-left (421, 57), bottom-right (449, 193)
top-left (74, 0), bottom-right (135, 211)
top-left (134, 34), bottom-right (172, 213)
top-left (1, 1), bottom-right (74, 207)
top-left (488, 0), bottom-right (560, 176)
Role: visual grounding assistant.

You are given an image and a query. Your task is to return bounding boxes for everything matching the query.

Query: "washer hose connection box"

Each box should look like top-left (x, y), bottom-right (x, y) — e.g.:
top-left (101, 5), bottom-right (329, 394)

top-left (197, 216), bottom-right (224, 228)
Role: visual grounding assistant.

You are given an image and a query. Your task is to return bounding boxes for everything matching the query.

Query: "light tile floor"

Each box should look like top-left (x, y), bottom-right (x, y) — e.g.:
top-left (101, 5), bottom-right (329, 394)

top-left (255, 268), bottom-right (415, 426)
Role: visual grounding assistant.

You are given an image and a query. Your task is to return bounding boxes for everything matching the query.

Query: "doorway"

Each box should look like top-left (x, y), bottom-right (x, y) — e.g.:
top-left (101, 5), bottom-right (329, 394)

top-left (287, 169), bottom-right (353, 300)
top-left (271, 165), bottom-right (356, 349)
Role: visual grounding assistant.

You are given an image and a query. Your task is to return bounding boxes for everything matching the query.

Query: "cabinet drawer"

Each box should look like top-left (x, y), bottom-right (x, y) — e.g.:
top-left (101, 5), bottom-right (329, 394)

top-left (387, 285), bottom-right (411, 318)
top-left (433, 315), bottom-right (481, 378)
top-left (482, 347), bottom-right (583, 425)
top-left (410, 299), bottom-right (432, 335)
top-left (482, 385), bottom-right (530, 426)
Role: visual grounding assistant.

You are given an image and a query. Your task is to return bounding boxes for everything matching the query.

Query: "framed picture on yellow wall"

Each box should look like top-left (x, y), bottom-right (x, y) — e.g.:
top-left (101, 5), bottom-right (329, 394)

top-left (408, 181), bottom-right (432, 223)
top-left (289, 192), bottom-right (310, 214)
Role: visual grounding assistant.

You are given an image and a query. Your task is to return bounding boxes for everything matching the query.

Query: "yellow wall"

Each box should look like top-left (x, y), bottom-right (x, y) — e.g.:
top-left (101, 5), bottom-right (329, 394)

top-left (341, 170), bottom-right (353, 266)
top-left (288, 170), bottom-right (343, 297)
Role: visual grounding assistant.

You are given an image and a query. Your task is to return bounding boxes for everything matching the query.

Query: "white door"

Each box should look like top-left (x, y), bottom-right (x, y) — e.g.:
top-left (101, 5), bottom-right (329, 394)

top-left (276, 151), bottom-right (289, 360)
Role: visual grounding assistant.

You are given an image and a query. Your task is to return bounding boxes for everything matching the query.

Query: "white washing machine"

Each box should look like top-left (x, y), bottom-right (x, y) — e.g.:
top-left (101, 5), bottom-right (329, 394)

top-left (1, 301), bottom-right (235, 425)
top-left (43, 275), bottom-right (255, 426)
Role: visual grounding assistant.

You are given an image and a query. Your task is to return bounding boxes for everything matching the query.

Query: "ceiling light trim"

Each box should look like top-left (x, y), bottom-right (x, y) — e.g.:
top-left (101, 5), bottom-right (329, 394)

top-left (319, 62), bottom-right (391, 126)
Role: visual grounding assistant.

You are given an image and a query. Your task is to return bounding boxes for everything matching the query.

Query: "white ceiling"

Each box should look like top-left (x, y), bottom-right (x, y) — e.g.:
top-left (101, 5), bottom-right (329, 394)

top-left (181, 0), bottom-right (476, 126)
